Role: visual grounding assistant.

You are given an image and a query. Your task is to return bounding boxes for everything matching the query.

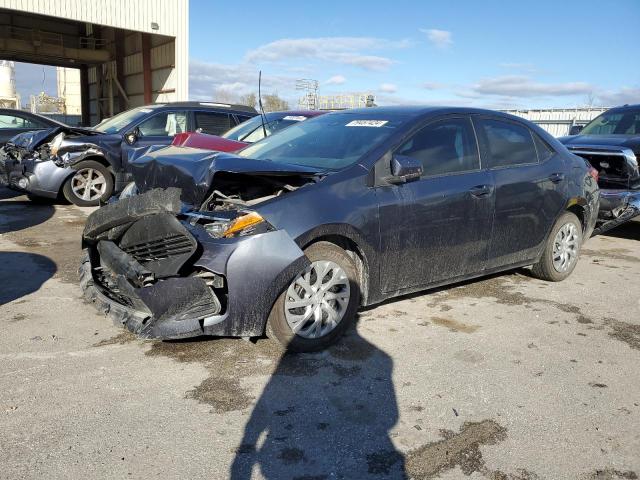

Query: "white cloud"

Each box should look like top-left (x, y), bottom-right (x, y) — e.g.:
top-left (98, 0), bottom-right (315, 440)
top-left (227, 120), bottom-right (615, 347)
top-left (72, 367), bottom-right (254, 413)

top-left (471, 75), bottom-right (592, 98)
top-left (421, 82), bottom-right (445, 90)
top-left (420, 29), bottom-right (453, 49)
top-left (189, 60), bottom-right (296, 103)
top-left (379, 83), bottom-right (397, 93)
top-left (595, 87), bottom-right (640, 106)
top-left (244, 36), bottom-right (408, 71)
top-left (326, 75), bottom-right (347, 85)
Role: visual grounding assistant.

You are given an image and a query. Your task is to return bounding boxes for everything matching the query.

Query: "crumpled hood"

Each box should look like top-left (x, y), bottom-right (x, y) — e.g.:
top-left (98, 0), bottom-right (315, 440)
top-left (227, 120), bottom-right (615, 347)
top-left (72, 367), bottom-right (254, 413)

top-left (558, 134), bottom-right (640, 154)
top-left (7, 126), bottom-right (100, 151)
top-left (129, 145), bottom-right (324, 206)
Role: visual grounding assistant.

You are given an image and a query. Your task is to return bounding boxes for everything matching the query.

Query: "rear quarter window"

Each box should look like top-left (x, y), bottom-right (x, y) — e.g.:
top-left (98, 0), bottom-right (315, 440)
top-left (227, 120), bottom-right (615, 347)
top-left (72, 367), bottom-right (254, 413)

top-left (195, 111), bottom-right (234, 135)
top-left (533, 134), bottom-right (555, 162)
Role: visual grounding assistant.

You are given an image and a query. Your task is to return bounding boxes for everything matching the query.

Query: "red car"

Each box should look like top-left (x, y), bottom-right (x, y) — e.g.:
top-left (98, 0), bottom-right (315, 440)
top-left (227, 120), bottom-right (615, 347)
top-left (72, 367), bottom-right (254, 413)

top-left (171, 110), bottom-right (326, 152)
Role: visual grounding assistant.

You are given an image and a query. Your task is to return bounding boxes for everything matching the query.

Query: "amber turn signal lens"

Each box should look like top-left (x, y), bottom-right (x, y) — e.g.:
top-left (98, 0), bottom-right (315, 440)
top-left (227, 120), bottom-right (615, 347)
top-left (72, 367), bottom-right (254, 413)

top-left (223, 212), bottom-right (264, 237)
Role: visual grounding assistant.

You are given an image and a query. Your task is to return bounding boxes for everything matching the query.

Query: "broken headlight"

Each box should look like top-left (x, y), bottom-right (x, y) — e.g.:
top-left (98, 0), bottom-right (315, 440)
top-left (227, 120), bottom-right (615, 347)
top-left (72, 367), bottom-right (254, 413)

top-left (204, 211), bottom-right (272, 239)
top-left (48, 133), bottom-right (65, 157)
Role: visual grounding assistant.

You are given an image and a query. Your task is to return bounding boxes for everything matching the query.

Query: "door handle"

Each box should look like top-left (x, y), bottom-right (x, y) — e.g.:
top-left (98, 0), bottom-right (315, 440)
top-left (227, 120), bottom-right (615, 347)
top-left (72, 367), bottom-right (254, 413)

top-left (469, 185), bottom-right (492, 198)
top-left (549, 173), bottom-right (565, 183)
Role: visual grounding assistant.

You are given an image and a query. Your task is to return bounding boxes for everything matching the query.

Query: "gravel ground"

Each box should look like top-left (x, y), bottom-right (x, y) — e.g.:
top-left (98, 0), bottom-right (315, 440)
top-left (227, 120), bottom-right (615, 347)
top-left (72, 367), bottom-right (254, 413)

top-left (1, 186), bottom-right (639, 480)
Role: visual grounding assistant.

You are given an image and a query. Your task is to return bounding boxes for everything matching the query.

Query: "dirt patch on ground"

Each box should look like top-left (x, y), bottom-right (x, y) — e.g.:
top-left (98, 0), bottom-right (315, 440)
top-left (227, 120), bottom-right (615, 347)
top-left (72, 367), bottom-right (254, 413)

top-left (146, 338), bottom-right (280, 413)
top-left (405, 420), bottom-right (507, 478)
top-left (583, 469), bottom-right (638, 480)
top-left (582, 248), bottom-right (639, 264)
top-left (427, 273), bottom-right (533, 308)
top-left (328, 331), bottom-right (376, 362)
top-left (186, 376), bottom-right (253, 413)
top-left (605, 319), bottom-right (640, 351)
top-left (93, 331), bottom-right (138, 347)
top-left (431, 317), bottom-right (480, 333)
top-left (426, 273), bottom-right (598, 326)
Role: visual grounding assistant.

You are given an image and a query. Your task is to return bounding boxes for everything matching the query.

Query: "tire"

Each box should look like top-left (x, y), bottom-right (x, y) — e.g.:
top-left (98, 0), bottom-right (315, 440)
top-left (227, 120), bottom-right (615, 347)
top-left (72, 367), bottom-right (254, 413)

top-left (62, 160), bottom-right (114, 207)
top-left (531, 212), bottom-right (582, 282)
top-left (267, 241), bottom-right (361, 352)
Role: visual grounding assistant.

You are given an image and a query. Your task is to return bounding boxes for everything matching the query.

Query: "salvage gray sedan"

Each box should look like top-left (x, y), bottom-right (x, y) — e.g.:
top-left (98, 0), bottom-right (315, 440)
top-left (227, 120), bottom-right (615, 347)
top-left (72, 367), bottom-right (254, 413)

top-left (80, 107), bottom-right (599, 351)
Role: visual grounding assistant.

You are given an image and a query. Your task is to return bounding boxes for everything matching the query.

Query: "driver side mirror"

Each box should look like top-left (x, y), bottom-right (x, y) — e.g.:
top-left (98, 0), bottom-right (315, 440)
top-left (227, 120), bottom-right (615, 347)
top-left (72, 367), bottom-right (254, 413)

top-left (569, 125), bottom-right (584, 135)
top-left (124, 127), bottom-right (140, 145)
top-left (389, 155), bottom-right (423, 183)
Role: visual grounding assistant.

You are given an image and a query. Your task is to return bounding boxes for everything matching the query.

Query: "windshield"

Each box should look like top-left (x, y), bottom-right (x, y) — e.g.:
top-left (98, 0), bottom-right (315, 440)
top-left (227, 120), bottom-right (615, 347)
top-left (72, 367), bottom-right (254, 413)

top-left (581, 109), bottom-right (640, 135)
top-left (238, 113), bottom-right (406, 170)
top-left (94, 105), bottom-right (162, 134)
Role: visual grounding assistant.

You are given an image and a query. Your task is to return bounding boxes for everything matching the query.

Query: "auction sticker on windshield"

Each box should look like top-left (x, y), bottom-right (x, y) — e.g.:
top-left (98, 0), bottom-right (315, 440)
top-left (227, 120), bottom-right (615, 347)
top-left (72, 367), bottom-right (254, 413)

top-left (283, 116), bottom-right (307, 121)
top-left (346, 120), bottom-right (389, 127)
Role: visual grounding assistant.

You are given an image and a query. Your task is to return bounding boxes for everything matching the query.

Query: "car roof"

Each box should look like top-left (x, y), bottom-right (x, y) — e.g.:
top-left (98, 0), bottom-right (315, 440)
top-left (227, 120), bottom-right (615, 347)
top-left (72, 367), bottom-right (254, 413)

top-left (262, 110), bottom-right (327, 119)
top-left (603, 104), bottom-right (640, 112)
top-left (159, 102), bottom-right (257, 114)
top-left (0, 108), bottom-right (66, 126)
top-left (323, 105), bottom-right (530, 122)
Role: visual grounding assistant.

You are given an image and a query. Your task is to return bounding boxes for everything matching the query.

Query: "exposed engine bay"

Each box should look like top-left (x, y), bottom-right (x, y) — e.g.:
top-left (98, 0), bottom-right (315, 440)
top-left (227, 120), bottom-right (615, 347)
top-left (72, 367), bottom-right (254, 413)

top-left (199, 172), bottom-right (311, 212)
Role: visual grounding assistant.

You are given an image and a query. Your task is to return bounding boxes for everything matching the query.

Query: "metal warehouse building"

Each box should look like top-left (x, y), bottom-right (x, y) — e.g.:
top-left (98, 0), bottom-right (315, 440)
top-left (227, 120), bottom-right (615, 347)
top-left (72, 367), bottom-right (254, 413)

top-left (503, 107), bottom-right (609, 137)
top-left (0, 0), bottom-right (189, 126)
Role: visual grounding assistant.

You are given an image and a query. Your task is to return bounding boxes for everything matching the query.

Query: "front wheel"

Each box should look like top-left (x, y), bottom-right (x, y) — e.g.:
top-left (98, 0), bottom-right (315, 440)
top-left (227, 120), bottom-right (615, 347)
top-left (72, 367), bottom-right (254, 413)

top-left (62, 160), bottom-right (114, 206)
top-left (531, 212), bottom-right (582, 282)
top-left (267, 241), bottom-right (361, 352)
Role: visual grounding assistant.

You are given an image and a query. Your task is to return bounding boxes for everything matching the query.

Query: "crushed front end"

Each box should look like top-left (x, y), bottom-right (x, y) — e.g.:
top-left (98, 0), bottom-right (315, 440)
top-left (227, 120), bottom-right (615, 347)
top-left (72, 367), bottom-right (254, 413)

top-left (565, 145), bottom-right (640, 235)
top-left (80, 187), bottom-right (309, 339)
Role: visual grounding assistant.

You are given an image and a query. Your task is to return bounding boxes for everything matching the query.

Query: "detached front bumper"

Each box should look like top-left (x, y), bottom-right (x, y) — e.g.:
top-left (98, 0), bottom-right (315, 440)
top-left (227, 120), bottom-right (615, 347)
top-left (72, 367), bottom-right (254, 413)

top-left (80, 188), bottom-right (308, 339)
top-left (593, 189), bottom-right (640, 236)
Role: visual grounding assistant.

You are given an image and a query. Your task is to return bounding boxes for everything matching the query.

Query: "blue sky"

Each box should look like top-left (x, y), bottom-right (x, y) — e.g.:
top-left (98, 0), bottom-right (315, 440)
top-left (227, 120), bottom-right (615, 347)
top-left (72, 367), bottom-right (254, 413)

top-left (14, 0), bottom-right (640, 109)
top-left (189, 0), bottom-right (640, 108)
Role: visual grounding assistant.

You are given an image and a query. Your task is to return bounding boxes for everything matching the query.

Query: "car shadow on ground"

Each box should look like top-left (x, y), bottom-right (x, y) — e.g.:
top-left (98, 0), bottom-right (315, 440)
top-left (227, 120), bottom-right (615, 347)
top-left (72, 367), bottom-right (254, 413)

top-left (0, 251), bottom-right (57, 305)
top-left (0, 187), bottom-right (59, 234)
top-left (228, 315), bottom-right (406, 479)
top-left (601, 218), bottom-right (640, 241)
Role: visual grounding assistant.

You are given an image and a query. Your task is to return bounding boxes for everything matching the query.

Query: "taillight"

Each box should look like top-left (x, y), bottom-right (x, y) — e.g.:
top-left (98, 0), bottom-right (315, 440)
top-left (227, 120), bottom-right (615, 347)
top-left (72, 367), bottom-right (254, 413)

top-left (588, 166), bottom-right (599, 183)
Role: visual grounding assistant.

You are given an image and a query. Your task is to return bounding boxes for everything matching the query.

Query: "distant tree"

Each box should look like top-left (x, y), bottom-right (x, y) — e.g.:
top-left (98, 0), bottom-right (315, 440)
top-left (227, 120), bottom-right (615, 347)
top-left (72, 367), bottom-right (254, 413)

top-left (239, 93), bottom-right (257, 109)
top-left (262, 93), bottom-right (289, 112)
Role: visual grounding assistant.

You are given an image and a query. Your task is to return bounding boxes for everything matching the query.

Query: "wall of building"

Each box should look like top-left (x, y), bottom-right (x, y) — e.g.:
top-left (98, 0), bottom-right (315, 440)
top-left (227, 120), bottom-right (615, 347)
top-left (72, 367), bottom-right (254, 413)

top-left (504, 107), bottom-right (609, 137)
top-left (0, 0), bottom-right (189, 125)
top-left (56, 67), bottom-right (81, 115)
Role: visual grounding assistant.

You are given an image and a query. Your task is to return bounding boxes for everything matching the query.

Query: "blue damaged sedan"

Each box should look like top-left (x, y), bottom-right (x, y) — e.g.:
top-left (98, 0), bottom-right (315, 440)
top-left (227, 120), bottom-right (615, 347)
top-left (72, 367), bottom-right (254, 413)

top-left (80, 106), bottom-right (599, 351)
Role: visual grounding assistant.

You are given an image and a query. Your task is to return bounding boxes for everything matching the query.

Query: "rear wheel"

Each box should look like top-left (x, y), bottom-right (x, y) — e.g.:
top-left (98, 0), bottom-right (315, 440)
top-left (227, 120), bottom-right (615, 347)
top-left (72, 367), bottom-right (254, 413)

top-left (531, 212), bottom-right (582, 282)
top-left (267, 241), bottom-right (361, 352)
top-left (62, 160), bottom-right (113, 206)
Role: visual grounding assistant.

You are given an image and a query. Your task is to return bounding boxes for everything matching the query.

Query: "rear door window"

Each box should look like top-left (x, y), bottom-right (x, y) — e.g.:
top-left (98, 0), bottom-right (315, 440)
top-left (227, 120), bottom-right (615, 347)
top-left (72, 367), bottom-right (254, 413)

top-left (137, 111), bottom-right (187, 137)
top-left (395, 117), bottom-right (480, 177)
top-left (475, 118), bottom-right (538, 168)
top-left (194, 111), bottom-right (234, 135)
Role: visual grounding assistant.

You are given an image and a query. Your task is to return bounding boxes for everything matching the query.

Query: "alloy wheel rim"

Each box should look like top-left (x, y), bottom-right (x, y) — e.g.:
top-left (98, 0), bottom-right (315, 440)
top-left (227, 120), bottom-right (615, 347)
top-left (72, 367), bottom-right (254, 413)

top-left (284, 260), bottom-right (351, 339)
top-left (71, 168), bottom-right (107, 201)
top-left (552, 222), bottom-right (579, 272)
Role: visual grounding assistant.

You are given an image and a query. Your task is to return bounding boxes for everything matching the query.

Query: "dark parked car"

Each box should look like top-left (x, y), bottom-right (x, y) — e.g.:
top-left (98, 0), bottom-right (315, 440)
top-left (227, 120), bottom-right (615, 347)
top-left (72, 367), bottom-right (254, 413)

top-left (80, 107), bottom-right (598, 351)
top-left (0, 108), bottom-right (64, 146)
top-left (559, 104), bottom-right (640, 234)
top-left (171, 110), bottom-right (327, 153)
top-left (0, 102), bottom-right (257, 206)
